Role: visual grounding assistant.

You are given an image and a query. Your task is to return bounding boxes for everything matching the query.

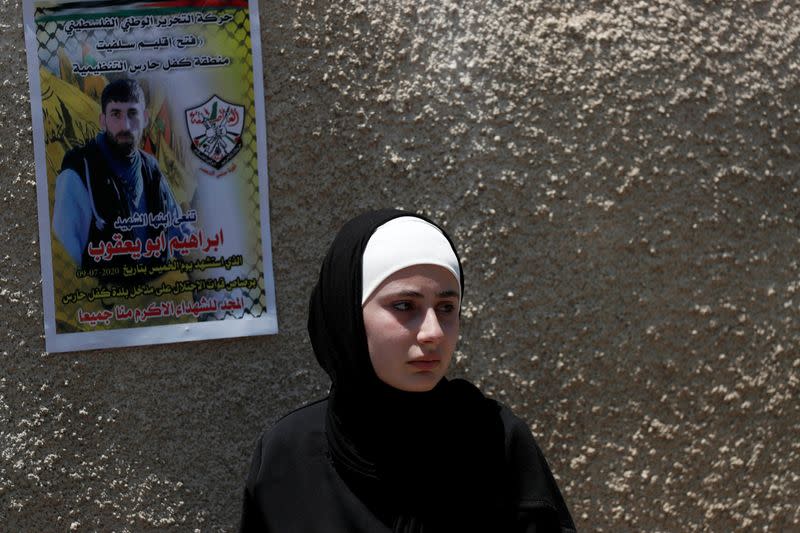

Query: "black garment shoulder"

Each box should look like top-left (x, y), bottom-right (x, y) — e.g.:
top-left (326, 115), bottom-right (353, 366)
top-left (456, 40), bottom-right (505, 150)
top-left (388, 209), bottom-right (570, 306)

top-left (241, 398), bottom-right (394, 533)
top-left (257, 398), bottom-right (328, 459)
top-left (500, 409), bottom-right (577, 533)
top-left (241, 399), bottom-right (576, 533)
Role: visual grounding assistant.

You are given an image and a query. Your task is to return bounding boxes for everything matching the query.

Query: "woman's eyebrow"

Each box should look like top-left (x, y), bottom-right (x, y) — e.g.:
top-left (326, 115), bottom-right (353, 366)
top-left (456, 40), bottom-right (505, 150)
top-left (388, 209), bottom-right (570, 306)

top-left (387, 289), bottom-right (459, 298)
top-left (389, 290), bottom-right (424, 298)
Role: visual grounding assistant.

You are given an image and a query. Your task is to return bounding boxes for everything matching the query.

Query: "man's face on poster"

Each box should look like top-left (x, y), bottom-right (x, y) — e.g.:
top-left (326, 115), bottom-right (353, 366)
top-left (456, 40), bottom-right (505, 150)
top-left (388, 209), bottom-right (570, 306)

top-left (100, 100), bottom-right (148, 155)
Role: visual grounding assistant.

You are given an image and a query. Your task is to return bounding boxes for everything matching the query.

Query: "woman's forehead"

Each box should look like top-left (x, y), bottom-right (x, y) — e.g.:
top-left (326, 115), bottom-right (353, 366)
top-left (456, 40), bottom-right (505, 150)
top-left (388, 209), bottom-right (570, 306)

top-left (371, 264), bottom-right (460, 295)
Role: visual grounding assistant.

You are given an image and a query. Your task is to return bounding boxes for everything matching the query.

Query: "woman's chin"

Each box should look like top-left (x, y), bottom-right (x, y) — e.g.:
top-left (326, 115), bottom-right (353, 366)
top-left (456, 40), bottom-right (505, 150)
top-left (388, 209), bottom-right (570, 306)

top-left (383, 373), bottom-right (445, 393)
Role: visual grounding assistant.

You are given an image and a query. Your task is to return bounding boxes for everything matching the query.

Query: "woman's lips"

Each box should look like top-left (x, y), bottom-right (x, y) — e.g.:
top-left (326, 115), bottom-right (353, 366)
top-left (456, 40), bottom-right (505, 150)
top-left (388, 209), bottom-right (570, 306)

top-left (408, 359), bottom-right (440, 371)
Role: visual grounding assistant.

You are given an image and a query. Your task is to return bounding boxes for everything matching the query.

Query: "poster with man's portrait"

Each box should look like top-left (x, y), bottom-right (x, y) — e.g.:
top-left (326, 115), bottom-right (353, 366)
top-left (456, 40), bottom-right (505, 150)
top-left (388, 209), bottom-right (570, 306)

top-left (23, 0), bottom-right (278, 352)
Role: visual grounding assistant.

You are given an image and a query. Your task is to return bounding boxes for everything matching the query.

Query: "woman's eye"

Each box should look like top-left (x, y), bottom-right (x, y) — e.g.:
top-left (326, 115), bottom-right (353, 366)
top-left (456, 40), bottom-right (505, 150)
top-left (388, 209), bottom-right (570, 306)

top-left (392, 301), bottom-right (412, 311)
top-left (437, 303), bottom-right (456, 314)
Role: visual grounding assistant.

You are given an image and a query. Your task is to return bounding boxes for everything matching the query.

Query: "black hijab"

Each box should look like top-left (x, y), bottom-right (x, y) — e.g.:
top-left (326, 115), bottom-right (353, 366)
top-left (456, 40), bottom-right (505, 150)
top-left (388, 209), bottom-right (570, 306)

top-left (308, 209), bottom-right (573, 532)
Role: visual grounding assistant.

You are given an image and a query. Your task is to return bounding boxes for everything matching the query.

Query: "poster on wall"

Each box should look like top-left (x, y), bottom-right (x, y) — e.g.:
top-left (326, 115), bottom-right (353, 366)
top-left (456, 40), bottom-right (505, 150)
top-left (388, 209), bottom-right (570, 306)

top-left (23, 0), bottom-right (278, 352)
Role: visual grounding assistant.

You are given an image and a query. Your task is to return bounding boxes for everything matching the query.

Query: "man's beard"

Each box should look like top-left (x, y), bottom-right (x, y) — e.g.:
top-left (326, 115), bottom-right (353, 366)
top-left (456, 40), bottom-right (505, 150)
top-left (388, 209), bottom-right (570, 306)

top-left (107, 130), bottom-right (140, 157)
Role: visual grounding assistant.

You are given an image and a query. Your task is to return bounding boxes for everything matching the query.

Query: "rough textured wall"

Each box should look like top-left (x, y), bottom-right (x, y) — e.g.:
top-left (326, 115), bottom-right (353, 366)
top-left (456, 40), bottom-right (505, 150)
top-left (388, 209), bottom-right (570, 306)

top-left (2, 0), bottom-right (799, 530)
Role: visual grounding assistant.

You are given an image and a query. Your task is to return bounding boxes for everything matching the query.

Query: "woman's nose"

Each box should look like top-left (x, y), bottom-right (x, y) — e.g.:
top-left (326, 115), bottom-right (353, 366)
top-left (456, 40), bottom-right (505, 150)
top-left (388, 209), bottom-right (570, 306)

top-left (417, 307), bottom-right (444, 344)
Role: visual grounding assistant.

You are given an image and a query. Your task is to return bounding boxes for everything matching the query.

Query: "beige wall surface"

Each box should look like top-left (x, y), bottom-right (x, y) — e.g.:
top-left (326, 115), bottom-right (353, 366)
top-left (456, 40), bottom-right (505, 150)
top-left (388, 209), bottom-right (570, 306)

top-left (2, 0), bottom-right (799, 530)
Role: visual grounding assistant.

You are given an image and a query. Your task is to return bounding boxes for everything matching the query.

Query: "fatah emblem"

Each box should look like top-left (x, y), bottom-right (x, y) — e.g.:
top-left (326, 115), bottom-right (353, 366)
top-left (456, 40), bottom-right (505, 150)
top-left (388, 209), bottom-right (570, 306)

top-left (185, 95), bottom-right (244, 169)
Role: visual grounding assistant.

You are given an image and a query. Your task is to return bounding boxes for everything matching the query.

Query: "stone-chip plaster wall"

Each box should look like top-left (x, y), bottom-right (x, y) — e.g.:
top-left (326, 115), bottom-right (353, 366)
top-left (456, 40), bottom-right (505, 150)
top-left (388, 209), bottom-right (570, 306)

top-left (2, 0), bottom-right (799, 530)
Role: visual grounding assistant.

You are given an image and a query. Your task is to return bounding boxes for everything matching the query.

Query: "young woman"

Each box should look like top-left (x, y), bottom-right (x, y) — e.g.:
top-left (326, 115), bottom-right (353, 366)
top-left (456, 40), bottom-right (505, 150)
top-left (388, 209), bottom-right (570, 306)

top-left (241, 209), bottom-right (575, 532)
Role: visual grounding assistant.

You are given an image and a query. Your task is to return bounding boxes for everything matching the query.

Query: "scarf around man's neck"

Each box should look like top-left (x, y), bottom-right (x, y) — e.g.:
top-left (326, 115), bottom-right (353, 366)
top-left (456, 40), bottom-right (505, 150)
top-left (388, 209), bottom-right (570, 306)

top-left (97, 132), bottom-right (144, 213)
